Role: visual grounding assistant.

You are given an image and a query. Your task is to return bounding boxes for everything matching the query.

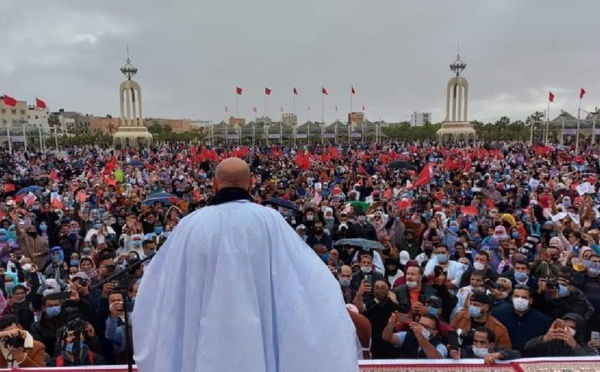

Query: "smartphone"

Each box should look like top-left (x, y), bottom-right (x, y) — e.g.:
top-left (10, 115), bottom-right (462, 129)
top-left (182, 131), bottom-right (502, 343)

top-left (396, 313), bottom-right (412, 325)
top-left (554, 319), bottom-right (566, 330)
top-left (365, 274), bottom-right (372, 285)
top-left (591, 331), bottom-right (600, 344)
top-left (448, 331), bottom-right (460, 351)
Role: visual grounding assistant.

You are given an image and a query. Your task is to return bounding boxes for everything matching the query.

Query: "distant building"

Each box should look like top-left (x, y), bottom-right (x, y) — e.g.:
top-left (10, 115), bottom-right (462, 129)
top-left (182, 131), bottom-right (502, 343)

top-left (410, 112), bottom-right (432, 126)
top-left (91, 117), bottom-right (192, 135)
top-left (27, 107), bottom-right (50, 129)
top-left (282, 113), bottom-right (298, 126)
top-left (51, 110), bottom-right (93, 135)
top-left (145, 118), bottom-right (192, 133)
top-left (229, 116), bottom-right (247, 126)
top-left (190, 120), bottom-right (213, 128)
top-left (0, 98), bottom-right (28, 126)
top-left (348, 112), bottom-right (365, 125)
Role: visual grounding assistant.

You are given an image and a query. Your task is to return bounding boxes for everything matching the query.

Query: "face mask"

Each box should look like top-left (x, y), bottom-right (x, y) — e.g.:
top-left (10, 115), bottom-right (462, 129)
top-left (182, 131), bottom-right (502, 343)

top-left (40, 225), bottom-right (48, 232)
top-left (428, 306), bottom-right (438, 317)
top-left (358, 216), bottom-right (366, 222)
top-left (5, 283), bottom-right (15, 293)
top-left (406, 280), bottom-right (418, 289)
top-left (435, 254), bottom-right (448, 264)
top-left (360, 266), bottom-right (372, 274)
top-left (449, 226), bottom-right (458, 233)
top-left (568, 327), bottom-right (576, 336)
top-left (27, 231), bottom-right (37, 238)
top-left (0, 235), bottom-right (6, 242)
top-left (45, 305), bottom-right (61, 317)
top-left (21, 264), bottom-right (31, 272)
top-left (514, 272), bottom-right (528, 282)
top-left (154, 227), bottom-right (163, 234)
top-left (421, 328), bottom-right (431, 340)
top-left (70, 259), bottom-right (79, 267)
top-left (306, 215), bottom-right (314, 221)
top-left (13, 297), bottom-right (26, 304)
top-left (511, 232), bottom-right (520, 239)
top-left (70, 228), bottom-right (79, 235)
top-left (588, 267), bottom-right (600, 276)
top-left (558, 285), bottom-right (569, 298)
top-left (375, 289), bottom-right (389, 300)
top-left (51, 254), bottom-right (61, 263)
top-left (472, 346), bottom-right (490, 358)
top-left (468, 305), bottom-right (482, 318)
top-left (512, 297), bottom-right (529, 312)
top-left (82, 248), bottom-right (92, 255)
top-left (501, 291), bottom-right (509, 299)
top-left (424, 248), bottom-right (433, 256)
top-left (132, 241), bottom-right (142, 247)
top-left (7, 229), bottom-right (16, 241)
top-left (473, 262), bottom-right (485, 271)
top-left (339, 278), bottom-right (351, 287)
top-left (94, 224), bottom-right (102, 230)
top-left (65, 341), bottom-right (86, 354)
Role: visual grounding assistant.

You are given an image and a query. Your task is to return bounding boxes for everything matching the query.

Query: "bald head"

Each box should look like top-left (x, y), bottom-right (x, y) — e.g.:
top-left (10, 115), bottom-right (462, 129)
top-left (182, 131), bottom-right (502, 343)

top-left (213, 158), bottom-right (252, 192)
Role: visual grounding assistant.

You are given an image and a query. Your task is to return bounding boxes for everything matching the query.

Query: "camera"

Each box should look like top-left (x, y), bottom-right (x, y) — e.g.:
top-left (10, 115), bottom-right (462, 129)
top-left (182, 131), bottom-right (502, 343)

top-left (457, 328), bottom-right (475, 346)
top-left (484, 279), bottom-right (502, 290)
top-left (106, 264), bottom-right (116, 273)
top-left (4, 335), bottom-right (24, 348)
top-left (546, 278), bottom-right (558, 290)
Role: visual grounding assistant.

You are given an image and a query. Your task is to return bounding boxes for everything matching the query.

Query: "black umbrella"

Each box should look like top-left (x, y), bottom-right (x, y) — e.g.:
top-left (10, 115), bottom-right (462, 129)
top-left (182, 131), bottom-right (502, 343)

top-left (261, 198), bottom-right (299, 211)
top-left (387, 160), bottom-right (411, 170)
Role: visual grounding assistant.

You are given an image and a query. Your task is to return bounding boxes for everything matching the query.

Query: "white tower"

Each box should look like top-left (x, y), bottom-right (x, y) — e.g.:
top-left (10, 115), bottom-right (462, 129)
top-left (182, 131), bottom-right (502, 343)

top-left (112, 51), bottom-right (153, 147)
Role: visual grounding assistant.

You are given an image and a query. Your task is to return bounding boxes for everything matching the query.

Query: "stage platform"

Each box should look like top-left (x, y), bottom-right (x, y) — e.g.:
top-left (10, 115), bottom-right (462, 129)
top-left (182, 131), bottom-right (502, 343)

top-left (1, 356), bottom-right (599, 371)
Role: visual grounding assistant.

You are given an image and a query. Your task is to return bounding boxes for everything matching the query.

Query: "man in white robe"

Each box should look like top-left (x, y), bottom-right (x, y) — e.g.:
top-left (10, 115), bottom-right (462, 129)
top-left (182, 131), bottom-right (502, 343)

top-left (132, 158), bottom-right (359, 372)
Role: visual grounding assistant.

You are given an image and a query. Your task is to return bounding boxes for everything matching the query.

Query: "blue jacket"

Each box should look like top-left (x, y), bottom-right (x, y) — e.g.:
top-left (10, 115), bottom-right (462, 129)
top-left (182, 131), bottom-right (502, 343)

top-left (492, 305), bottom-right (552, 352)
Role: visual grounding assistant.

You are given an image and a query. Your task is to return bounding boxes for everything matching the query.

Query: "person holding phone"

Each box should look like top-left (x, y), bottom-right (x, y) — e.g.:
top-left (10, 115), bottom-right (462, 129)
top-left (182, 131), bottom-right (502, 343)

top-left (524, 313), bottom-right (598, 357)
top-left (449, 327), bottom-right (521, 364)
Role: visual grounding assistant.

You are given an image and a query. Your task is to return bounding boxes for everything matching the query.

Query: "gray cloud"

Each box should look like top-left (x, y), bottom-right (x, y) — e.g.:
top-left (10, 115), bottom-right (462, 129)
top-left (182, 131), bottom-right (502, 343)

top-left (1, 0), bottom-right (598, 124)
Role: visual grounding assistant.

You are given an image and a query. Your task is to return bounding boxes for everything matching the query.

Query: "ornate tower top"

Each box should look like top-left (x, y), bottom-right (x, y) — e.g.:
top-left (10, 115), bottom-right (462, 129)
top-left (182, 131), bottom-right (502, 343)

top-left (120, 46), bottom-right (138, 80)
top-left (450, 44), bottom-right (466, 77)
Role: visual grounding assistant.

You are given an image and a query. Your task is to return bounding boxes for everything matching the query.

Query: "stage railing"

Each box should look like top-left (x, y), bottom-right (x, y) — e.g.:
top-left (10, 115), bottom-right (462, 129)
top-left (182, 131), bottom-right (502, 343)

top-left (1, 356), bottom-right (599, 371)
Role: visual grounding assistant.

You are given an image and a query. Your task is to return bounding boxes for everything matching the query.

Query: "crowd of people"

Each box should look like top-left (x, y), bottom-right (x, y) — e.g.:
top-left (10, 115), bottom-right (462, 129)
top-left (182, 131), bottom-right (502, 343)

top-left (0, 141), bottom-right (599, 367)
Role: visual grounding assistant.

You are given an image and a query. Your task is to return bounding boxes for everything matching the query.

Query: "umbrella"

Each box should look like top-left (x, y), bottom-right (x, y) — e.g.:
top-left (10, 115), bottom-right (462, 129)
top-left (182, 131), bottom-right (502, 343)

top-left (261, 198), bottom-right (299, 211)
top-left (387, 160), bottom-right (411, 170)
top-left (142, 192), bottom-right (177, 206)
top-left (15, 186), bottom-right (44, 196)
top-left (334, 238), bottom-right (386, 251)
top-left (128, 160), bottom-right (144, 167)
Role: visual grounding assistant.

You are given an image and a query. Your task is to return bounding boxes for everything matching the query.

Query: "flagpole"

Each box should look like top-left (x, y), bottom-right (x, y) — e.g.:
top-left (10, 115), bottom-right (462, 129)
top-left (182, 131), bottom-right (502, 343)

top-left (264, 93), bottom-right (268, 120)
top-left (321, 93), bottom-right (324, 124)
top-left (6, 110), bottom-right (12, 154)
top-left (545, 99), bottom-right (550, 145)
top-left (350, 88), bottom-right (353, 116)
top-left (576, 97), bottom-right (582, 153)
top-left (293, 91), bottom-right (296, 115)
top-left (236, 95), bottom-right (239, 119)
top-left (307, 106), bottom-right (310, 143)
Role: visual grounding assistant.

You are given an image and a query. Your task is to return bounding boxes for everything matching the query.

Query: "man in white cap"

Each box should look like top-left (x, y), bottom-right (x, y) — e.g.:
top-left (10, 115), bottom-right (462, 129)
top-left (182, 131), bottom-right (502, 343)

top-left (133, 158), bottom-right (358, 372)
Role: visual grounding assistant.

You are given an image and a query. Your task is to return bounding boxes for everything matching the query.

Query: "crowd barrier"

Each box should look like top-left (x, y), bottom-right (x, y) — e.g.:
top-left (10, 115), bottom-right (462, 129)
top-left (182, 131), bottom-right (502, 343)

top-left (1, 357), bottom-right (599, 371)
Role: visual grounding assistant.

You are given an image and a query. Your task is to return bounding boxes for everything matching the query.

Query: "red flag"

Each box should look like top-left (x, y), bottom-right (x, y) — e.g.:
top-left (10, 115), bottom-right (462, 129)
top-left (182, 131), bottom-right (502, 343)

top-left (51, 194), bottom-right (63, 209)
top-left (362, 105), bottom-right (366, 111)
top-left (2, 95), bottom-right (17, 107)
top-left (293, 87), bottom-right (298, 95)
top-left (35, 98), bottom-right (47, 109)
top-left (3, 184), bottom-right (15, 193)
top-left (265, 87), bottom-right (271, 95)
top-left (351, 86), bottom-right (355, 94)
top-left (225, 106), bottom-right (228, 113)
top-left (549, 91), bottom-right (554, 102)
top-left (580, 87), bottom-right (586, 99)
top-left (322, 87), bottom-right (328, 95)
top-left (253, 107), bottom-right (257, 113)
top-left (236, 87), bottom-right (243, 95)
top-left (410, 163), bottom-right (432, 189)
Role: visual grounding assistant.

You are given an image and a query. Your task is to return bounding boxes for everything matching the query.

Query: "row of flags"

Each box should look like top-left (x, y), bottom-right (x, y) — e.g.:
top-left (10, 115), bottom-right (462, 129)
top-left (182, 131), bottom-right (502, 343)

top-left (547, 87), bottom-right (586, 102)
top-left (1, 95), bottom-right (47, 109)
top-left (235, 86), bottom-right (357, 96)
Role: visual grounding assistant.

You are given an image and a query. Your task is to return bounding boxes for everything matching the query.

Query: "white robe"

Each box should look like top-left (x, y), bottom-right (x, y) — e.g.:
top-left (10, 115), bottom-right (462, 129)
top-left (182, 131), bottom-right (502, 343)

top-left (132, 199), bottom-right (359, 372)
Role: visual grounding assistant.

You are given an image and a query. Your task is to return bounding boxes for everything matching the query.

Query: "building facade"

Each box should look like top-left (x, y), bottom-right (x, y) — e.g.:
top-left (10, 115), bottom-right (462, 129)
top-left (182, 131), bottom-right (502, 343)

top-left (410, 112), bottom-right (432, 126)
top-left (0, 99), bottom-right (28, 126)
top-left (348, 112), bottom-right (365, 125)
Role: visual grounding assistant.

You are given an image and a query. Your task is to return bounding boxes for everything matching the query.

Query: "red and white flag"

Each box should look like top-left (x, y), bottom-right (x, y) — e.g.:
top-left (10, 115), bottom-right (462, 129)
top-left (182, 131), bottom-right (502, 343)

top-left (50, 193), bottom-right (63, 209)
top-left (549, 91), bottom-right (555, 102)
top-left (580, 87), bottom-right (586, 99)
top-left (322, 87), bottom-right (328, 95)
top-left (24, 192), bottom-right (37, 206)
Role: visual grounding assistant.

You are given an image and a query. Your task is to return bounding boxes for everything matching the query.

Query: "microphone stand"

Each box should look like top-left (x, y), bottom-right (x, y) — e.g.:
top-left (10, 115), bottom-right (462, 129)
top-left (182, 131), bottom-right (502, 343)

top-left (91, 252), bottom-right (156, 372)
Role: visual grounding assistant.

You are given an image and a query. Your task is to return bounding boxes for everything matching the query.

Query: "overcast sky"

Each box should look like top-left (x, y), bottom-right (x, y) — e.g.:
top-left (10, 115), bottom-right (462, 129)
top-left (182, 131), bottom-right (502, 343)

top-left (2, 0), bottom-right (599, 124)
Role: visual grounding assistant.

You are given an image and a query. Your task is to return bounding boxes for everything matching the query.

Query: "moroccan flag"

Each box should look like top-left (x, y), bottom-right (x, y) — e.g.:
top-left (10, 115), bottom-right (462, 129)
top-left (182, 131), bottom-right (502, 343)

top-left (549, 91), bottom-right (554, 102)
top-left (3, 184), bottom-right (15, 193)
top-left (265, 87), bottom-right (272, 95)
top-left (362, 105), bottom-right (366, 111)
top-left (293, 87), bottom-right (298, 95)
top-left (411, 163), bottom-right (433, 189)
top-left (351, 86), bottom-right (355, 94)
top-left (35, 98), bottom-right (47, 109)
top-left (236, 87), bottom-right (243, 95)
top-left (580, 87), bottom-right (586, 99)
top-left (50, 193), bottom-right (63, 209)
top-left (253, 107), bottom-right (257, 113)
top-left (322, 87), bottom-right (328, 95)
top-left (2, 95), bottom-right (17, 107)
top-left (225, 106), bottom-right (228, 113)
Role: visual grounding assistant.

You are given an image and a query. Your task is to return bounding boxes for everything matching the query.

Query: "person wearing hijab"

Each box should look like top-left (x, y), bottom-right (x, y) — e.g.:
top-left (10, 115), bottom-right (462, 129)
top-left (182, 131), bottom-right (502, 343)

top-left (133, 158), bottom-right (358, 372)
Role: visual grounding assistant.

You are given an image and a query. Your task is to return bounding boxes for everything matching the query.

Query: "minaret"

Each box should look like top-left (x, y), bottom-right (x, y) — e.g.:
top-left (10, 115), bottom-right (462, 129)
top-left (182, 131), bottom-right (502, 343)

top-left (112, 48), bottom-right (153, 147)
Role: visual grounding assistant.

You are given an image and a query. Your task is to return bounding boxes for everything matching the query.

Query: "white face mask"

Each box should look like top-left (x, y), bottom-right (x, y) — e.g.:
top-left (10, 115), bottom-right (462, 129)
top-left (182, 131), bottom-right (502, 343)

top-left (406, 280), bottom-right (418, 289)
top-left (568, 327), bottom-right (576, 336)
top-left (473, 262), bottom-right (485, 271)
top-left (360, 266), bottom-right (372, 274)
top-left (472, 346), bottom-right (490, 358)
top-left (513, 297), bottom-right (530, 312)
top-left (421, 328), bottom-right (431, 340)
